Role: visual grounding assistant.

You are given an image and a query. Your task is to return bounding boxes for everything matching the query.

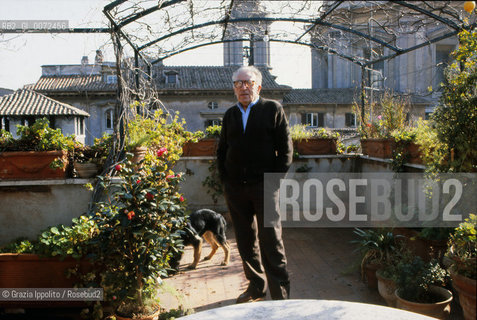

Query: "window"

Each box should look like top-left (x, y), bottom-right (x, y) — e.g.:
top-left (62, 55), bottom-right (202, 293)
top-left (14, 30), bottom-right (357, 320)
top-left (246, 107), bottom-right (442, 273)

top-left (435, 45), bottom-right (454, 88)
top-left (208, 102), bottom-right (218, 109)
top-left (106, 75), bottom-right (117, 84)
top-left (0, 116), bottom-right (10, 132)
top-left (80, 118), bottom-right (84, 135)
top-left (165, 70), bottom-right (179, 84)
top-left (305, 112), bottom-right (324, 127)
top-left (364, 48), bottom-right (384, 89)
top-left (345, 113), bottom-right (356, 127)
top-left (205, 119), bottom-right (222, 128)
top-left (425, 107), bottom-right (434, 120)
top-left (105, 109), bottom-right (114, 130)
top-left (21, 116), bottom-right (35, 127)
top-left (76, 117), bottom-right (85, 135)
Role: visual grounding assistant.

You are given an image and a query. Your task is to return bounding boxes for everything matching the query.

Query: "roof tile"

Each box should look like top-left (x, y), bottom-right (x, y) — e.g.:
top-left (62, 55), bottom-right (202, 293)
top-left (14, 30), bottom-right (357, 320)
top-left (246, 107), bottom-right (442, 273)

top-left (0, 89), bottom-right (89, 117)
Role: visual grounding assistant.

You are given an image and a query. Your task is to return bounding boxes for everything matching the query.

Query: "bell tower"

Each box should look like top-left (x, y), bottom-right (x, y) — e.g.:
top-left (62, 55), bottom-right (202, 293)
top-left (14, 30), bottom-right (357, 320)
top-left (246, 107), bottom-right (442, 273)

top-left (223, 0), bottom-right (270, 67)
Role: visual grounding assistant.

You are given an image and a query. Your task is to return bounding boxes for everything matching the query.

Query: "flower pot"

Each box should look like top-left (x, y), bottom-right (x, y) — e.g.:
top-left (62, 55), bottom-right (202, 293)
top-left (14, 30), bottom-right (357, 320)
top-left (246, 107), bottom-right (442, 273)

top-left (405, 142), bottom-right (423, 164)
top-left (0, 253), bottom-right (93, 308)
top-left (294, 138), bottom-right (337, 155)
top-left (450, 270), bottom-right (476, 320)
top-left (0, 150), bottom-right (68, 180)
top-left (395, 286), bottom-right (453, 319)
top-left (182, 138), bottom-right (218, 156)
top-left (361, 138), bottom-right (395, 159)
top-left (376, 269), bottom-right (397, 307)
top-left (363, 262), bottom-right (380, 289)
top-left (74, 161), bottom-right (99, 178)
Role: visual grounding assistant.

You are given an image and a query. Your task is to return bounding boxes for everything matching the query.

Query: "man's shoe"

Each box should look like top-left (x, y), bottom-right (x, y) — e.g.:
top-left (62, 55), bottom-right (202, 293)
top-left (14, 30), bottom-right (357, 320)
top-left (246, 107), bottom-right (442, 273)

top-left (236, 290), bottom-right (265, 304)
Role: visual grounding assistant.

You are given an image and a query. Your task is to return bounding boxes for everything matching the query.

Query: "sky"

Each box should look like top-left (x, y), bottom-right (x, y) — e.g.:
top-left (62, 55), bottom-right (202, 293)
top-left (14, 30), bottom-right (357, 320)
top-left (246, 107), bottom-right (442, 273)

top-left (0, 0), bottom-right (311, 91)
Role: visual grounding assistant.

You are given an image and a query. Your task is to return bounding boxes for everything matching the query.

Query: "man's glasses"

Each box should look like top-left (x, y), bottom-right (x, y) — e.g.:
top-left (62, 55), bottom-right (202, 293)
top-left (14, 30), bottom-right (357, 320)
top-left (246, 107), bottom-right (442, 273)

top-left (233, 80), bottom-right (255, 88)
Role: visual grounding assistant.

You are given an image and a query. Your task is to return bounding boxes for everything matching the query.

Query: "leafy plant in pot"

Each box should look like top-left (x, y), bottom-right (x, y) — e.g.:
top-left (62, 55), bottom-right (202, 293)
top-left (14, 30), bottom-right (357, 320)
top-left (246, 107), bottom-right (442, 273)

top-left (0, 216), bottom-right (98, 308)
top-left (445, 214), bottom-right (476, 320)
top-left (74, 134), bottom-right (112, 178)
top-left (353, 91), bottom-right (411, 159)
top-left (375, 242), bottom-right (411, 307)
top-left (0, 118), bottom-right (75, 179)
top-left (90, 148), bottom-right (187, 319)
top-left (394, 256), bottom-right (452, 319)
top-left (352, 228), bottom-right (398, 289)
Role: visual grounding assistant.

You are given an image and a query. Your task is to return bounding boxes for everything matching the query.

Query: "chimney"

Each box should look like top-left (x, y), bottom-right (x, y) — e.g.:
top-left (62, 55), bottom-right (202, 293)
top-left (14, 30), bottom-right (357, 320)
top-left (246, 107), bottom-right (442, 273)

top-left (95, 50), bottom-right (103, 64)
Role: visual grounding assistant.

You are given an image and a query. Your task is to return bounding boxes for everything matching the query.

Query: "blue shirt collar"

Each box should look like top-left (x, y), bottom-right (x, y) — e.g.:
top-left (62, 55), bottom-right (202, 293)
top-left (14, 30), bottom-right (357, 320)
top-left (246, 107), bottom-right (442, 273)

top-left (236, 96), bottom-right (260, 112)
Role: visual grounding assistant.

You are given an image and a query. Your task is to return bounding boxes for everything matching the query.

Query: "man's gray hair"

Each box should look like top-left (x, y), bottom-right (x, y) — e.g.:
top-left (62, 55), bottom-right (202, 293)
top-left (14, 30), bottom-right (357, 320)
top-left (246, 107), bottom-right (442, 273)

top-left (232, 66), bottom-right (263, 86)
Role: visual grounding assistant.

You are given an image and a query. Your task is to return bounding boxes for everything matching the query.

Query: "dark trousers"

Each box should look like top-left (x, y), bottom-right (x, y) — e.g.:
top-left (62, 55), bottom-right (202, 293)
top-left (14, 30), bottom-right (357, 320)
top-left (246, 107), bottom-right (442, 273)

top-left (224, 180), bottom-right (290, 300)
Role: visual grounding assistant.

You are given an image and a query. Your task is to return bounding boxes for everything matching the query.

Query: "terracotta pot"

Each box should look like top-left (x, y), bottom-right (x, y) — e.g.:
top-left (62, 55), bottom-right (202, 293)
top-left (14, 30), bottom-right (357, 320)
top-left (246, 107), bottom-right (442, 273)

top-left (74, 161), bottom-right (99, 178)
top-left (0, 253), bottom-right (94, 308)
top-left (364, 262), bottom-right (380, 289)
top-left (376, 269), bottom-right (397, 307)
top-left (361, 138), bottom-right (395, 159)
top-left (405, 142), bottom-right (423, 164)
top-left (0, 150), bottom-right (68, 180)
top-left (293, 138), bottom-right (337, 155)
top-left (450, 270), bottom-right (476, 320)
top-left (115, 307), bottom-right (160, 320)
top-left (182, 138), bottom-right (218, 156)
top-left (395, 286), bottom-right (453, 319)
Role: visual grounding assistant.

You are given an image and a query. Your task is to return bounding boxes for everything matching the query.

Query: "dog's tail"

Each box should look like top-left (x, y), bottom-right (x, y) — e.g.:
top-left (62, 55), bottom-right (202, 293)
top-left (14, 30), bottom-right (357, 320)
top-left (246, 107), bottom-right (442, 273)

top-left (216, 214), bottom-right (228, 244)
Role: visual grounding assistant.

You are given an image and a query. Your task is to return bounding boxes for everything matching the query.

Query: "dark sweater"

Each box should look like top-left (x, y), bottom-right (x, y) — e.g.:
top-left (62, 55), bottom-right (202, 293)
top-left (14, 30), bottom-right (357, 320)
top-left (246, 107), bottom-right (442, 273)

top-left (217, 97), bottom-right (293, 184)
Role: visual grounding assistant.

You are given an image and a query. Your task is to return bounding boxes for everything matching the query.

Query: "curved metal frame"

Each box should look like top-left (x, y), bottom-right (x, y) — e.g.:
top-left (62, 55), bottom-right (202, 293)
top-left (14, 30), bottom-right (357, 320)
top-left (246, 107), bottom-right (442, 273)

top-left (102, 0), bottom-right (474, 67)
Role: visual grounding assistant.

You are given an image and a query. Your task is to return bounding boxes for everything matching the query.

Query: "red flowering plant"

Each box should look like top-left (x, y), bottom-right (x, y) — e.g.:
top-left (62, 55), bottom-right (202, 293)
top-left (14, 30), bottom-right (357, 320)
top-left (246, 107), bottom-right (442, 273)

top-left (90, 146), bottom-right (187, 317)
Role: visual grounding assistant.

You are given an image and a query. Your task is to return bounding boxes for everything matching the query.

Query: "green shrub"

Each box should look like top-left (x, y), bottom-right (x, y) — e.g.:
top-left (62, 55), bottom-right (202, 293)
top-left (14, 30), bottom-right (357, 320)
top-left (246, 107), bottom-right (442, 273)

top-left (446, 214), bottom-right (477, 279)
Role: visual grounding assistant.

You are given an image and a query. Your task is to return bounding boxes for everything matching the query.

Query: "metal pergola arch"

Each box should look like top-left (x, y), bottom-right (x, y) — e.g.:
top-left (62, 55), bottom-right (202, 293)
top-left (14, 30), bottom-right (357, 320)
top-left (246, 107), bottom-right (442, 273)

top-left (100, 0), bottom-right (475, 125)
top-left (102, 0), bottom-right (474, 68)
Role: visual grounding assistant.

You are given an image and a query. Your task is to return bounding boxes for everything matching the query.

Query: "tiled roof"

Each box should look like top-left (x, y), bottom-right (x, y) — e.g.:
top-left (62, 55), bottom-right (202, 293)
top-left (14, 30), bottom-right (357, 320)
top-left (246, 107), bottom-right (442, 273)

top-left (31, 75), bottom-right (117, 93)
top-left (284, 88), bottom-right (359, 105)
top-left (0, 88), bottom-right (14, 97)
top-left (283, 88), bottom-right (432, 105)
top-left (154, 66), bottom-right (290, 90)
top-left (29, 66), bottom-right (289, 93)
top-left (0, 89), bottom-right (89, 117)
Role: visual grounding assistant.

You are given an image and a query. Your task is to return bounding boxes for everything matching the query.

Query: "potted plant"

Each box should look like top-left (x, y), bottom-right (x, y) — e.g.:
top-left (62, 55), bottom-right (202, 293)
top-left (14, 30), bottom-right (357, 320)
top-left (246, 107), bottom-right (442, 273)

top-left (90, 148), bottom-right (187, 319)
top-left (352, 228), bottom-right (398, 289)
top-left (445, 214), bottom-right (476, 320)
top-left (74, 134), bottom-right (112, 178)
top-left (182, 125), bottom-right (221, 157)
top-left (0, 118), bottom-right (75, 179)
top-left (291, 125), bottom-right (340, 155)
top-left (354, 91), bottom-right (410, 159)
top-left (394, 257), bottom-right (452, 319)
top-left (0, 216), bottom-right (98, 308)
top-left (375, 242), bottom-right (412, 307)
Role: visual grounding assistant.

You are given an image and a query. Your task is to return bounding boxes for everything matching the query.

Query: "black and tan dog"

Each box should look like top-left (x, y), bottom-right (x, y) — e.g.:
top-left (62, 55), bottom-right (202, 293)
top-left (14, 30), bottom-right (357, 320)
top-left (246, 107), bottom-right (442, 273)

top-left (181, 209), bottom-right (230, 269)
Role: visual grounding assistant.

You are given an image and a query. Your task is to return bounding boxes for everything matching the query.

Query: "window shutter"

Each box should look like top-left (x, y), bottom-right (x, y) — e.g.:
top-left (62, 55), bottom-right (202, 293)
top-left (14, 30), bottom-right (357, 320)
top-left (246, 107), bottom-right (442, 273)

top-left (318, 113), bottom-right (324, 127)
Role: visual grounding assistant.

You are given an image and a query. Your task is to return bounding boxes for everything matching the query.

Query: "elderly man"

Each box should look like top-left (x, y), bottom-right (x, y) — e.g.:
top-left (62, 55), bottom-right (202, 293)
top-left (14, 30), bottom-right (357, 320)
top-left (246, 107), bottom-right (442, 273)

top-left (217, 65), bottom-right (293, 303)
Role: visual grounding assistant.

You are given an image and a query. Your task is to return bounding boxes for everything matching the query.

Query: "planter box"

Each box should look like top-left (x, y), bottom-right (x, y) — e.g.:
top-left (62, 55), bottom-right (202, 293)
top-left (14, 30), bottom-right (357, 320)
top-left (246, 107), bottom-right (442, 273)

top-left (405, 142), bottom-right (423, 164)
top-left (0, 150), bottom-right (68, 180)
top-left (74, 161), bottom-right (100, 178)
top-left (294, 138), bottom-right (337, 155)
top-left (361, 139), bottom-right (395, 159)
top-left (0, 253), bottom-right (94, 308)
top-left (182, 139), bottom-right (218, 156)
